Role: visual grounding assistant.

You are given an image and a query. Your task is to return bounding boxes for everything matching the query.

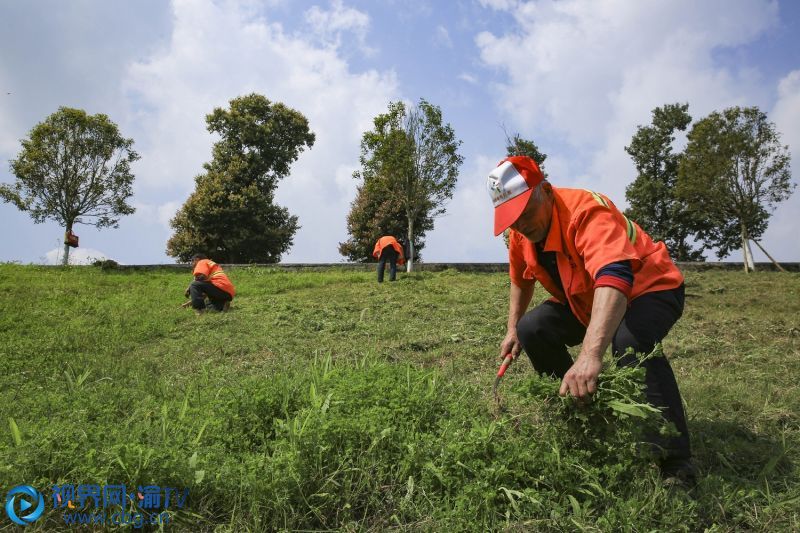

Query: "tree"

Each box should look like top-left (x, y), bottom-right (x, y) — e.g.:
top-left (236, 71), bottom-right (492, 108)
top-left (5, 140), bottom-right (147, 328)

top-left (167, 93), bottom-right (315, 263)
top-left (624, 103), bottom-right (706, 261)
top-left (678, 106), bottom-right (795, 271)
top-left (338, 173), bottom-right (433, 262)
top-left (353, 99), bottom-right (463, 272)
top-left (505, 132), bottom-right (548, 172)
top-left (0, 107), bottom-right (138, 265)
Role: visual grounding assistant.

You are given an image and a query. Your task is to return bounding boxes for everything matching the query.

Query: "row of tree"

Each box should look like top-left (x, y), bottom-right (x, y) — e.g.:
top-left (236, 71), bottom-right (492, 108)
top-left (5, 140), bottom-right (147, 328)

top-left (624, 103), bottom-right (794, 270)
top-left (1, 95), bottom-right (794, 268)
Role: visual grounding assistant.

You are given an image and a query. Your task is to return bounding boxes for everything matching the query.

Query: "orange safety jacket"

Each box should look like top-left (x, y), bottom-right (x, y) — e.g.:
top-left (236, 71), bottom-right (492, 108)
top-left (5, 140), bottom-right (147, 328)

top-left (193, 259), bottom-right (236, 298)
top-left (372, 236), bottom-right (406, 266)
top-left (509, 187), bottom-right (683, 327)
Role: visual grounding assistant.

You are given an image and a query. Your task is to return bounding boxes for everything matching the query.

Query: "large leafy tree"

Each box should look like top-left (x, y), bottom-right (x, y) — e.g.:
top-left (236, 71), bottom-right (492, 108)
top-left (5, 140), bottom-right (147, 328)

top-left (678, 106), bottom-right (794, 270)
top-left (338, 173), bottom-right (433, 262)
top-left (351, 99), bottom-right (463, 271)
top-left (167, 93), bottom-right (315, 263)
top-left (0, 107), bottom-right (138, 265)
top-left (624, 103), bottom-right (706, 261)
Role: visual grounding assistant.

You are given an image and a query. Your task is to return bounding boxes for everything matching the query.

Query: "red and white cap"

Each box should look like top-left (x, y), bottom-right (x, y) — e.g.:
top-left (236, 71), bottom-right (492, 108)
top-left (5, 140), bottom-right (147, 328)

top-left (487, 156), bottom-right (545, 236)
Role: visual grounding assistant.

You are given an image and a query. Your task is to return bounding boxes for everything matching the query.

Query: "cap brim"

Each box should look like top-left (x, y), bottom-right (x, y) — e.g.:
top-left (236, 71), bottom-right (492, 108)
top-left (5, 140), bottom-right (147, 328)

top-left (493, 188), bottom-right (532, 236)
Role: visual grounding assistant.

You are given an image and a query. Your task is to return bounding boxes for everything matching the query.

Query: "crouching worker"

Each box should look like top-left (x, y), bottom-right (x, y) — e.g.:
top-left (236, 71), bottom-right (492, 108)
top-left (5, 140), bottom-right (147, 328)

top-left (182, 254), bottom-right (235, 315)
top-left (372, 236), bottom-right (406, 282)
top-left (487, 156), bottom-right (694, 485)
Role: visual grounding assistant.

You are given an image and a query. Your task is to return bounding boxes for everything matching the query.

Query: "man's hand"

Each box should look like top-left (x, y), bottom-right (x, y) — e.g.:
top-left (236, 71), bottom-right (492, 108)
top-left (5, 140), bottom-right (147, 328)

top-left (559, 286), bottom-right (628, 402)
top-left (499, 331), bottom-right (523, 361)
top-left (559, 354), bottom-right (603, 401)
top-left (184, 286), bottom-right (190, 298)
top-left (502, 282), bottom-right (534, 362)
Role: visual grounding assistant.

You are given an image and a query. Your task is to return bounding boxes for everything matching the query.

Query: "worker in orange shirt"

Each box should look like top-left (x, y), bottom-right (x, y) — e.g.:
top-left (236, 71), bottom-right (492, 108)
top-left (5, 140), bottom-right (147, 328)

top-left (372, 236), bottom-right (405, 282)
top-left (182, 253), bottom-right (236, 315)
top-left (488, 156), bottom-right (694, 485)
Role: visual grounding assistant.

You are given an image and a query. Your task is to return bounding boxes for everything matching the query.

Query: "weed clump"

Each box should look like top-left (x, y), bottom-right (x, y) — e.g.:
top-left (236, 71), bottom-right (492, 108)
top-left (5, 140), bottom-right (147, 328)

top-left (92, 258), bottom-right (119, 271)
top-left (202, 354), bottom-right (681, 530)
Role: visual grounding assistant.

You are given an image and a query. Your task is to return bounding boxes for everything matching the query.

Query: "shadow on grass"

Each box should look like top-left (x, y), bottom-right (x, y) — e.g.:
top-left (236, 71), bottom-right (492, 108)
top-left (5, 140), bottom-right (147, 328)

top-left (692, 418), bottom-right (793, 486)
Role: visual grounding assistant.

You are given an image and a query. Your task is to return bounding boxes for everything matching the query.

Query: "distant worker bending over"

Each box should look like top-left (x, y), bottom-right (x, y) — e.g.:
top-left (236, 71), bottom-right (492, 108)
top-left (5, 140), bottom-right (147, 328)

top-left (183, 254), bottom-right (236, 315)
top-left (372, 236), bottom-right (406, 283)
top-left (488, 155), bottom-right (694, 484)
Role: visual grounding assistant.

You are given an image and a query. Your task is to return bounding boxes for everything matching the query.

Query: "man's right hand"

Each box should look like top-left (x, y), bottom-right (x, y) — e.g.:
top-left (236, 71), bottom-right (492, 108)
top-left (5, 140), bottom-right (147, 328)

top-left (499, 331), bottom-right (522, 361)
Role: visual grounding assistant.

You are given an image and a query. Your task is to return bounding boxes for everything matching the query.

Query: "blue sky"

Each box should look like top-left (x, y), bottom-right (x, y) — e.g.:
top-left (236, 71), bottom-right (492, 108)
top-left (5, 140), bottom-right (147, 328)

top-left (1, 0), bottom-right (798, 264)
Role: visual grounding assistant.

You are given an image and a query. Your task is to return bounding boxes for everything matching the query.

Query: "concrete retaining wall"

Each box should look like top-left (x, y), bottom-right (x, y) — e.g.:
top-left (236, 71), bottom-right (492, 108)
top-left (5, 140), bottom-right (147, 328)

top-left (78, 261), bottom-right (800, 272)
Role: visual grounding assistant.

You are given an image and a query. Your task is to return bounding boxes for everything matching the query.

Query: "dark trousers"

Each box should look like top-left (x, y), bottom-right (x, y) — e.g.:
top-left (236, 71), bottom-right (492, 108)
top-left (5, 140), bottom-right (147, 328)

top-left (377, 247), bottom-right (398, 282)
top-left (189, 280), bottom-right (232, 311)
top-left (516, 286), bottom-right (691, 463)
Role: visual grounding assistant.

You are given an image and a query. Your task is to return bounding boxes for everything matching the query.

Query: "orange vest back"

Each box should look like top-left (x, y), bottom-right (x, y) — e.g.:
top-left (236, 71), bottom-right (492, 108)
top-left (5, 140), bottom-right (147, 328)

top-left (372, 236), bottom-right (406, 265)
top-left (193, 259), bottom-right (236, 298)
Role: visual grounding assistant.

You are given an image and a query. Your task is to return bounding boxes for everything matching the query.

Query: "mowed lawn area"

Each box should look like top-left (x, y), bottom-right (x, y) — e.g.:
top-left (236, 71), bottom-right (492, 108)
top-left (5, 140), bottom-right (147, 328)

top-left (1, 264), bottom-right (798, 531)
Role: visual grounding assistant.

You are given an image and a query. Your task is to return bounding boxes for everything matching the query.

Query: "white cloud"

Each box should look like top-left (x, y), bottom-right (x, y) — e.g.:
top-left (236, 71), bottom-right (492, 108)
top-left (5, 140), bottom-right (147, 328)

top-left (773, 70), bottom-right (800, 166)
top-left (0, 75), bottom-right (23, 156)
top-left (304, 0), bottom-right (374, 55)
top-left (477, 0), bottom-right (777, 153)
top-left (122, 0), bottom-right (399, 262)
top-left (44, 247), bottom-right (112, 265)
top-left (474, 0), bottom-right (797, 261)
top-left (757, 69), bottom-right (800, 262)
top-left (458, 73), bottom-right (478, 84)
top-left (0, 115), bottom-right (20, 157)
top-left (422, 154), bottom-right (508, 262)
top-left (133, 200), bottom-right (182, 229)
top-left (478, 0), bottom-right (520, 10)
top-left (435, 25), bottom-right (453, 48)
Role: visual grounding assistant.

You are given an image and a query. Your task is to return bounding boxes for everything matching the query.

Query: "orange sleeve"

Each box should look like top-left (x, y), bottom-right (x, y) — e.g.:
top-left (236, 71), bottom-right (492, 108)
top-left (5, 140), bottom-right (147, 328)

top-left (508, 231), bottom-right (535, 289)
top-left (572, 207), bottom-right (642, 279)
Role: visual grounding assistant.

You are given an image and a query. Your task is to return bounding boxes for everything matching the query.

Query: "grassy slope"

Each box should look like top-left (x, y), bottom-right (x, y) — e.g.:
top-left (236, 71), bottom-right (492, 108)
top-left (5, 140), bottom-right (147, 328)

top-left (0, 265), bottom-right (798, 531)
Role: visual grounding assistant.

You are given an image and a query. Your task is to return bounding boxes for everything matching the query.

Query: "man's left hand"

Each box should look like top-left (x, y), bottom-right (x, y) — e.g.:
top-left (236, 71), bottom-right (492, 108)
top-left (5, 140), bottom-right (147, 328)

top-left (559, 355), bottom-right (603, 401)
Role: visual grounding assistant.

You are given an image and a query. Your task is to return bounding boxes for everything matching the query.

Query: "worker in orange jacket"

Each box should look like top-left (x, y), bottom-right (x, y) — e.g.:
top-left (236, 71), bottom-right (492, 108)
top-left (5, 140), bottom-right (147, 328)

top-left (182, 254), bottom-right (236, 315)
top-left (488, 155), bottom-right (694, 484)
top-left (372, 236), bottom-right (406, 282)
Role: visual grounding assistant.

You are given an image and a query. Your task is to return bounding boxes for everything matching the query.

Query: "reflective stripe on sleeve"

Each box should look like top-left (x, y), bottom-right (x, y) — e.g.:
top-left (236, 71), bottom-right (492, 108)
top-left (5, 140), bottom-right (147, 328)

top-left (622, 215), bottom-right (637, 245)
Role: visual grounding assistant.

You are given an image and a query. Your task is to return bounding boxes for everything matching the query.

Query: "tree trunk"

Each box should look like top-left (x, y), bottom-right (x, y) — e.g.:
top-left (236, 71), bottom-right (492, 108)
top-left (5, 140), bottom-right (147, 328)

top-left (740, 224), bottom-right (755, 273)
top-left (406, 218), bottom-right (414, 273)
top-left (62, 225), bottom-right (71, 266)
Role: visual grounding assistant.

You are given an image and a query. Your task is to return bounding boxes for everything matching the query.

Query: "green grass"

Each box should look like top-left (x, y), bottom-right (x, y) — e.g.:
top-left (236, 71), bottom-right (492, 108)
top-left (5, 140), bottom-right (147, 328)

top-left (0, 264), bottom-right (798, 531)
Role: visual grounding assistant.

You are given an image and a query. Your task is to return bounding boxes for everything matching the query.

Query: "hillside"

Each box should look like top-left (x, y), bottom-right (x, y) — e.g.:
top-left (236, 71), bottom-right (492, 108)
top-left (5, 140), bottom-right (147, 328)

top-left (1, 265), bottom-right (798, 531)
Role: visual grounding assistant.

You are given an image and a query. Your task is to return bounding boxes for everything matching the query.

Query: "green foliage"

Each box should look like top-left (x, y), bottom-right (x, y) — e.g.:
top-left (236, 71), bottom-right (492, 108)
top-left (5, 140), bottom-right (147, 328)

top-left (678, 106), bottom-right (795, 259)
top-left (1, 266), bottom-right (799, 530)
top-left (338, 176), bottom-right (432, 262)
top-left (91, 258), bottom-right (119, 271)
top-left (625, 103), bottom-right (707, 261)
top-left (346, 99), bottom-right (464, 269)
top-left (0, 106), bottom-right (139, 265)
top-left (167, 94), bottom-right (315, 263)
top-left (505, 133), bottom-right (548, 175)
